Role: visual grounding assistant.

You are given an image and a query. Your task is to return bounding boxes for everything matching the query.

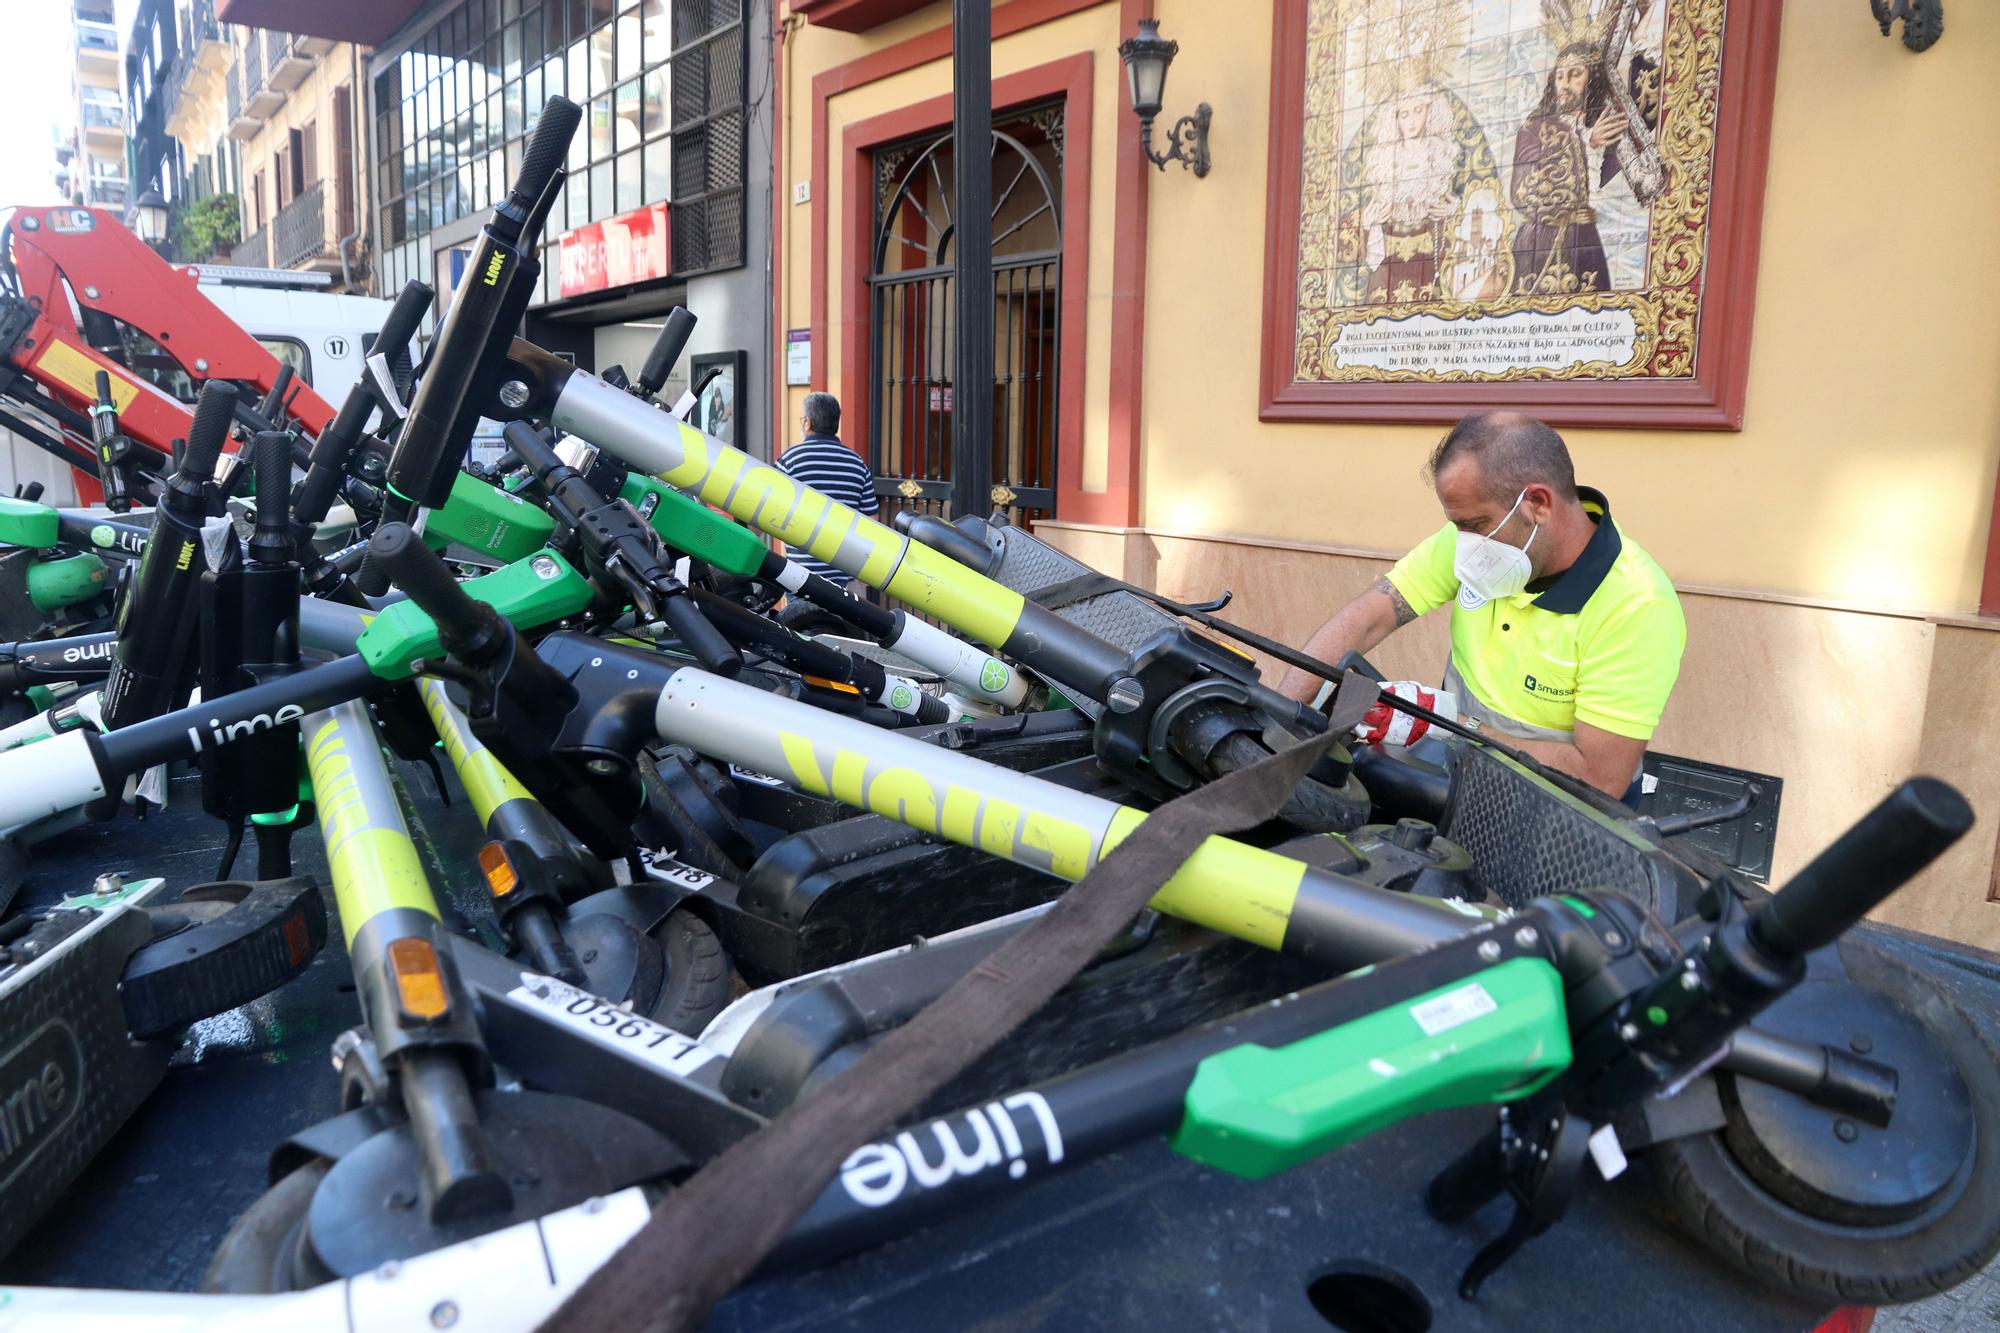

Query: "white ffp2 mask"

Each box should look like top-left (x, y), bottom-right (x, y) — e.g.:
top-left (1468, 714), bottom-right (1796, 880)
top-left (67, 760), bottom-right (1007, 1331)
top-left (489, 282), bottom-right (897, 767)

top-left (1454, 489), bottom-right (1538, 609)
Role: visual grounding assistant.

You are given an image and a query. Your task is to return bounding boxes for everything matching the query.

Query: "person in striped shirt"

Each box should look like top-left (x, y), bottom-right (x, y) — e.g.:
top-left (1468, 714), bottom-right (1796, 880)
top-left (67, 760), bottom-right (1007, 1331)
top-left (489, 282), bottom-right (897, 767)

top-left (777, 392), bottom-right (880, 587)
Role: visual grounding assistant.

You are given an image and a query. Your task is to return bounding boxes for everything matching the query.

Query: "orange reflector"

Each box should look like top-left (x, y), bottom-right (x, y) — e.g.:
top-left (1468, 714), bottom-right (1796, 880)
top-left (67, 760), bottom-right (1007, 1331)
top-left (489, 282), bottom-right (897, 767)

top-left (803, 675), bottom-right (861, 696)
top-left (387, 937), bottom-right (451, 1021)
top-left (478, 842), bottom-right (519, 898)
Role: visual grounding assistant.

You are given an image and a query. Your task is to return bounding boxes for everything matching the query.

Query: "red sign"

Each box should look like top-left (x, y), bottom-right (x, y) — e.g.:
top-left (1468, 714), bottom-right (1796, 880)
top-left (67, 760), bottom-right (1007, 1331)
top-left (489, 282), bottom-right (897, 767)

top-left (558, 201), bottom-right (671, 299)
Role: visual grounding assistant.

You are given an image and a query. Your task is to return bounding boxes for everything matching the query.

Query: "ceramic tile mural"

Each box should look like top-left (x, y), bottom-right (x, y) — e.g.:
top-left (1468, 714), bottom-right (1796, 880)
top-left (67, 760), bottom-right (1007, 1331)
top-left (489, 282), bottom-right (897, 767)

top-left (1292, 0), bottom-right (1723, 383)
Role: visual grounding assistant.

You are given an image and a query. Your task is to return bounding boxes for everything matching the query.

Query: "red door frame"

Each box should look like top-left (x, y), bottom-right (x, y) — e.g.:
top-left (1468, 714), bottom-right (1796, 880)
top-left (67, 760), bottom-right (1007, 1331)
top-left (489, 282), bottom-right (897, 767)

top-left (837, 53), bottom-right (1094, 518)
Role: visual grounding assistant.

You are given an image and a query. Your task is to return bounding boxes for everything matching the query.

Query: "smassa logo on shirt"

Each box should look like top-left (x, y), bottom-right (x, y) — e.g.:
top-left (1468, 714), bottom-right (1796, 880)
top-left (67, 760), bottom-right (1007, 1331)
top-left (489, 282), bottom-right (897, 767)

top-left (1523, 673), bottom-right (1575, 700)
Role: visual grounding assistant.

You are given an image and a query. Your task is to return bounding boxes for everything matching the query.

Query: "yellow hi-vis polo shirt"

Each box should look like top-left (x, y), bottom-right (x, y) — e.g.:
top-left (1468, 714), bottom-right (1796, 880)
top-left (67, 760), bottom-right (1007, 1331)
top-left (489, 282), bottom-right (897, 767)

top-left (1384, 487), bottom-right (1686, 743)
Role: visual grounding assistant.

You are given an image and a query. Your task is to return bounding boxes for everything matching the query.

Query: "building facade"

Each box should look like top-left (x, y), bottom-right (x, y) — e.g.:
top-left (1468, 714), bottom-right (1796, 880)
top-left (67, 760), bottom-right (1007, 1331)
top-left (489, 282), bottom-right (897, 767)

top-left (365, 0), bottom-right (771, 454)
top-left (772, 2), bottom-right (2000, 951)
top-left (224, 27), bottom-right (371, 287)
top-left (160, 0), bottom-right (243, 238)
top-left (56, 0), bottom-right (128, 213)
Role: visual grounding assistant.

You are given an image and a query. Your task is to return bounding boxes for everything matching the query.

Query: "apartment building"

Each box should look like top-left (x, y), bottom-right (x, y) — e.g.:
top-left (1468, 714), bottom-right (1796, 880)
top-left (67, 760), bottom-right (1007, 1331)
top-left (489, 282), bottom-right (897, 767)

top-left (54, 0), bottom-right (128, 213)
top-left (225, 27), bottom-right (370, 289)
top-left (159, 0), bottom-right (242, 216)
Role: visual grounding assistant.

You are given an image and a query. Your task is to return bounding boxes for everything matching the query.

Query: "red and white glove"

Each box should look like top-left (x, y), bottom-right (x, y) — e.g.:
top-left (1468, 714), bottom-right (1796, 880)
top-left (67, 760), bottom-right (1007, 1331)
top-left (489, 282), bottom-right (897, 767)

top-left (1353, 681), bottom-right (1457, 747)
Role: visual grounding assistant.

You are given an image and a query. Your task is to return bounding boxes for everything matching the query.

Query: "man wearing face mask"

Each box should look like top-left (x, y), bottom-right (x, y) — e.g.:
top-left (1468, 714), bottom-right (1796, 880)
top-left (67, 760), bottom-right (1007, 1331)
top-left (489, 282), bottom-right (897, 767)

top-left (1277, 411), bottom-right (1685, 800)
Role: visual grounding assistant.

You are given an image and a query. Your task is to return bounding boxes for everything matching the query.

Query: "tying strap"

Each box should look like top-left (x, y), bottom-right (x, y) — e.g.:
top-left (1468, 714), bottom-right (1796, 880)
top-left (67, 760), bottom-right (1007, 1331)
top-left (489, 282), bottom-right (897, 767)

top-left (539, 673), bottom-right (1382, 1332)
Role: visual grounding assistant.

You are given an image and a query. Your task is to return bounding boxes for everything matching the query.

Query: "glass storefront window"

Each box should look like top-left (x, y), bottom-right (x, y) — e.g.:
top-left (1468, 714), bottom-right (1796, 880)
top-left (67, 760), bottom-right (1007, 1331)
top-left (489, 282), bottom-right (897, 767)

top-left (640, 64), bottom-right (667, 138)
top-left (523, 11), bottom-right (544, 68)
top-left (505, 81), bottom-right (525, 140)
top-left (589, 93), bottom-right (614, 160)
top-left (643, 137), bottom-right (669, 201)
top-left (614, 78), bottom-right (642, 150)
top-left (589, 159), bottom-right (611, 222)
top-left (615, 148), bottom-right (640, 213)
top-left (615, 10), bottom-right (640, 83)
top-left (567, 40), bottom-right (589, 113)
top-left (590, 21), bottom-right (614, 99)
top-left (374, 0), bottom-right (744, 302)
top-left (642, 0), bottom-right (668, 66)
top-left (503, 22), bottom-right (523, 82)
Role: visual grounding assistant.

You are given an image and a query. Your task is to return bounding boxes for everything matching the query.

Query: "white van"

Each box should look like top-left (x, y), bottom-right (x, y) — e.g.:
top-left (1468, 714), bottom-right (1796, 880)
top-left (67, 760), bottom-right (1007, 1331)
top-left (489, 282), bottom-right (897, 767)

top-left (194, 266), bottom-right (415, 407)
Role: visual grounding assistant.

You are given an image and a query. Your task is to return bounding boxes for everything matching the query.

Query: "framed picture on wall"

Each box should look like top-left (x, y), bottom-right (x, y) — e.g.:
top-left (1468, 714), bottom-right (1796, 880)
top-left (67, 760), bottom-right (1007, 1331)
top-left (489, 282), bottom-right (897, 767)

top-left (1259, 0), bottom-right (1782, 429)
top-left (689, 350), bottom-right (746, 450)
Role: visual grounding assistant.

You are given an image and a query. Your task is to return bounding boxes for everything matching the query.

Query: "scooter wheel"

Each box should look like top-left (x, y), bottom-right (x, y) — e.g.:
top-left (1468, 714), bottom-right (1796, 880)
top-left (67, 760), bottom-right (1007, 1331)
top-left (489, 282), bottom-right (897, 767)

top-left (201, 1158), bottom-right (330, 1294)
top-left (648, 907), bottom-right (733, 1034)
top-left (1649, 939), bottom-right (2000, 1306)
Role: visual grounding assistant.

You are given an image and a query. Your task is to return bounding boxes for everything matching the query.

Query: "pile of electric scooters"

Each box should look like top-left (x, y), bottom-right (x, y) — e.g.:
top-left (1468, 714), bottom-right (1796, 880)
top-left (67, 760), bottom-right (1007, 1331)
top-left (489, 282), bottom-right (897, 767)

top-left (0, 97), bottom-right (1994, 1330)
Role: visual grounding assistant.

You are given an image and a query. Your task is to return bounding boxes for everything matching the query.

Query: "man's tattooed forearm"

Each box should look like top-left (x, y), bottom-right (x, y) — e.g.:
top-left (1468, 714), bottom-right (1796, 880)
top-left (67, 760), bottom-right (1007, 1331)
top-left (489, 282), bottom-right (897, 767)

top-left (1372, 576), bottom-right (1418, 626)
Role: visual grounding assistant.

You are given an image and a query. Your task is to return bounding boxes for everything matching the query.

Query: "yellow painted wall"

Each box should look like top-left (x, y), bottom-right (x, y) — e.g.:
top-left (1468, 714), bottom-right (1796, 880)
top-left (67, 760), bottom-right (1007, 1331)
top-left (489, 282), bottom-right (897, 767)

top-left (1135, 0), bottom-right (2000, 617)
top-left (784, 3), bottom-right (2000, 613)
top-left (776, 3), bottom-right (2000, 947)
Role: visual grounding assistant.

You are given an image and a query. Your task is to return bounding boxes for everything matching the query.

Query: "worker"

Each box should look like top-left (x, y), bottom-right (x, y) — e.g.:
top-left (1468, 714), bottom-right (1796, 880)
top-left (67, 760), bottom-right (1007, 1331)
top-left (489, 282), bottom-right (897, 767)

top-left (1279, 411), bottom-right (1685, 800)
top-left (777, 392), bottom-right (879, 589)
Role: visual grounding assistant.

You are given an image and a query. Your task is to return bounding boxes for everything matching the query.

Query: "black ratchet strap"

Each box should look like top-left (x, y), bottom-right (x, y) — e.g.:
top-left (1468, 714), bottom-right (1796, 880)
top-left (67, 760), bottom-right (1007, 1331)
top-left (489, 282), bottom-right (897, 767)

top-left (539, 674), bottom-right (1382, 1332)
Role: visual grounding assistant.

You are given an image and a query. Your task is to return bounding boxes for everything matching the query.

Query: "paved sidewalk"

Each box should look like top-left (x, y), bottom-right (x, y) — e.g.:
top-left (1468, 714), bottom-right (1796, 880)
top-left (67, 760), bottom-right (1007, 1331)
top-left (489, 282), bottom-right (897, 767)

top-left (1872, 1253), bottom-right (2000, 1331)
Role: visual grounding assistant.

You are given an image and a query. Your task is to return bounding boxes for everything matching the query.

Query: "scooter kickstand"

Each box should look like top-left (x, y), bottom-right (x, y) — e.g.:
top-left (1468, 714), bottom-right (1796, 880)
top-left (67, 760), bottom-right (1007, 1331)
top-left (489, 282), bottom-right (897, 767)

top-left (1450, 1104), bottom-right (1593, 1299)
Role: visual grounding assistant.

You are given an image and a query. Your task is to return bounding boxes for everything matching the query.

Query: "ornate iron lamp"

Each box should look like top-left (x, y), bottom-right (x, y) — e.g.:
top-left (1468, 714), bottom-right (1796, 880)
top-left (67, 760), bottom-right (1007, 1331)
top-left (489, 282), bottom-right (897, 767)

top-left (1117, 19), bottom-right (1210, 177)
top-left (132, 189), bottom-right (170, 248)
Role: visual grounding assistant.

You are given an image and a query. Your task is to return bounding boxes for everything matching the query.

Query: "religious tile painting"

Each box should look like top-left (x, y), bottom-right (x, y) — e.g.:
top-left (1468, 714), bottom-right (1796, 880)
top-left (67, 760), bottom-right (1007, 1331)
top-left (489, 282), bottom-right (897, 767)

top-left (1290, 0), bottom-right (1722, 386)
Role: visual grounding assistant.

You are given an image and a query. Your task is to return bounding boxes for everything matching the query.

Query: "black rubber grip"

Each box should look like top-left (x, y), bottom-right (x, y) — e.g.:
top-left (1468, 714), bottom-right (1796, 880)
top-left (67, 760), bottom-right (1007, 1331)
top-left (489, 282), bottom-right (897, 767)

top-left (1754, 777), bottom-right (1973, 961)
top-left (258, 363), bottom-right (295, 422)
top-left (900, 513), bottom-right (996, 574)
top-left (369, 522), bottom-right (495, 645)
top-left (795, 568), bottom-right (896, 638)
top-left (511, 96), bottom-right (582, 214)
top-left (638, 307), bottom-right (698, 395)
top-left (502, 419), bottom-right (562, 476)
top-left (93, 370), bottom-right (114, 409)
top-left (914, 691), bottom-right (950, 725)
top-left (375, 280), bottom-right (436, 366)
top-left (659, 593), bottom-right (743, 678)
top-left (253, 431), bottom-right (292, 536)
top-left (181, 380), bottom-right (239, 482)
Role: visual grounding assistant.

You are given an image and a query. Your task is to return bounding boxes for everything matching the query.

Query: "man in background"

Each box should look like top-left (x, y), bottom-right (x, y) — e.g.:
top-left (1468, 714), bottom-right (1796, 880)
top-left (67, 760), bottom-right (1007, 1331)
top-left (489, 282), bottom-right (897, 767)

top-left (777, 392), bottom-right (879, 588)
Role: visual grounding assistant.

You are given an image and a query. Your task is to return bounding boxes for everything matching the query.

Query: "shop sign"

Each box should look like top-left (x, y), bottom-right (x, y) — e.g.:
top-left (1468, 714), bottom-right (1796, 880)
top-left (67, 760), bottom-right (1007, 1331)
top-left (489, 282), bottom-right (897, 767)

top-left (559, 202), bottom-right (671, 300)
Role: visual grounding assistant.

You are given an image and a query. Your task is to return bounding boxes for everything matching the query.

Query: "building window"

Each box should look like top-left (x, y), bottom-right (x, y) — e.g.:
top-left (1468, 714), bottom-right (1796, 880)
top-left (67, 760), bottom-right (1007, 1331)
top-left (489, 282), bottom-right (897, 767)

top-left (373, 0), bottom-right (738, 297)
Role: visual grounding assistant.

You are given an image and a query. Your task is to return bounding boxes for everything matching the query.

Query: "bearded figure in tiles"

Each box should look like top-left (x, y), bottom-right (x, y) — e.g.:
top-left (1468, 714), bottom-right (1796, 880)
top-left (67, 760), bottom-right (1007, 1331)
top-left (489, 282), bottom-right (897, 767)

top-left (1331, 0), bottom-right (1511, 307)
top-left (1510, 0), bottom-right (1668, 296)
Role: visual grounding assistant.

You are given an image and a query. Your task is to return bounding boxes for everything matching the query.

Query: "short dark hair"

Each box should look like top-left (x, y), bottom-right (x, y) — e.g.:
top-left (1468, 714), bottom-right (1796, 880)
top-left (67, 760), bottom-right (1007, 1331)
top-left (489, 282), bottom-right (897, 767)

top-left (1425, 411), bottom-right (1578, 504)
top-left (802, 392), bottom-right (841, 436)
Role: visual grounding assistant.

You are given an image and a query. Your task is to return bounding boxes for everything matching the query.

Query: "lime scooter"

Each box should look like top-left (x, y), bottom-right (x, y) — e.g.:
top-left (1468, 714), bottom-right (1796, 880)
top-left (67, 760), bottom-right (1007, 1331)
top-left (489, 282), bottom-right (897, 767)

top-left (4, 523), bottom-right (1990, 1322)
top-left (287, 532), bottom-right (2000, 1307)
top-left (7, 93), bottom-right (1984, 1304)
